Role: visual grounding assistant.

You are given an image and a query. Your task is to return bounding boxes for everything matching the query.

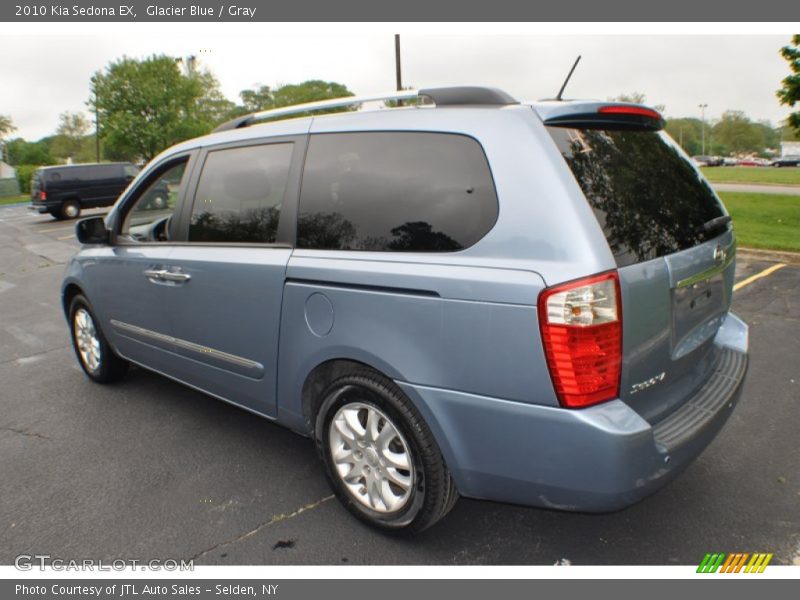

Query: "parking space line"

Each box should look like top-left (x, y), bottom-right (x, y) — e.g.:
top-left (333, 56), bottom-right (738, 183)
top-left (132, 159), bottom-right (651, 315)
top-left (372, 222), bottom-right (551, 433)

top-left (38, 227), bottom-right (73, 234)
top-left (57, 234), bottom-right (74, 241)
top-left (733, 263), bottom-right (786, 292)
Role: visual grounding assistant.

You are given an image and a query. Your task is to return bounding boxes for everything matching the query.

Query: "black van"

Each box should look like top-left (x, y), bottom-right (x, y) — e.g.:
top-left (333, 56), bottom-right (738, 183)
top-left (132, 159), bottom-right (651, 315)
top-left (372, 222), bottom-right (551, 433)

top-left (30, 163), bottom-right (170, 220)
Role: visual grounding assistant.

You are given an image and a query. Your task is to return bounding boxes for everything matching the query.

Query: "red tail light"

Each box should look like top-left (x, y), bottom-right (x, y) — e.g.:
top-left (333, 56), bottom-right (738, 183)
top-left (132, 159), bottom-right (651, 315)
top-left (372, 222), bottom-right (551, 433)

top-left (39, 191), bottom-right (46, 200)
top-left (538, 271), bottom-right (622, 408)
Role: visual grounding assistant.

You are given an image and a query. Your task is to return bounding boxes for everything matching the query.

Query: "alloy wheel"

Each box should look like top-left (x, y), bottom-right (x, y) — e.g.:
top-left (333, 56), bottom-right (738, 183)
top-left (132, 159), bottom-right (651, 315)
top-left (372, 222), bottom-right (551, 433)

top-left (328, 401), bottom-right (415, 513)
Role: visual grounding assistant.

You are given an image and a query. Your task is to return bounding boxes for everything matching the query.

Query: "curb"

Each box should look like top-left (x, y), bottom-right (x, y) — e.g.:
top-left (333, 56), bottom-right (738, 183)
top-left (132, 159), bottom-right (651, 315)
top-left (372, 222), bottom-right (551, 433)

top-left (711, 181), bottom-right (800, 188)
top-left (739, 247), bottom-right (800, 265)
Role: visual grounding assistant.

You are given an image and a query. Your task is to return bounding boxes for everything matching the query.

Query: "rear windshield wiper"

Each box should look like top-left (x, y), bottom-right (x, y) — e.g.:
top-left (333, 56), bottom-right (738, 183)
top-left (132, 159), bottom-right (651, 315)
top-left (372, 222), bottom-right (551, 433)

top-left (697, 215), bottom-right (731, 234)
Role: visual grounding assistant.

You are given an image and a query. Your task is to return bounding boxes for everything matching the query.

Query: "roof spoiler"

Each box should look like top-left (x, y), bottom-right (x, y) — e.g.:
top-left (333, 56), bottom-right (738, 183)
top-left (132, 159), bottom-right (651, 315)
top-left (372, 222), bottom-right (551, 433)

top-left (543, 103), bottom-right (665, 131)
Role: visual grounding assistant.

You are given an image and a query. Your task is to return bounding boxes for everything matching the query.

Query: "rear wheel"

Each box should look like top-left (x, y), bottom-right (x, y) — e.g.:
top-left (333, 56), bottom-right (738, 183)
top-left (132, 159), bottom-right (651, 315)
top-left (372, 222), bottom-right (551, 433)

top-left (61, 199), bottom-right (81, 220)
top-left (315, 370), bottom-right (458, 532)
top-left (69, 294), bottom-right (128, 383)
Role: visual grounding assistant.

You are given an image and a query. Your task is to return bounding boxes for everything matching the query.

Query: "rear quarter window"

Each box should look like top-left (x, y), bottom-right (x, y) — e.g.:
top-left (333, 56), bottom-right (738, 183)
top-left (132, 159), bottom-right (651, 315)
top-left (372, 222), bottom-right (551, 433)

top-left (297, 132), bottom-right (498, 252)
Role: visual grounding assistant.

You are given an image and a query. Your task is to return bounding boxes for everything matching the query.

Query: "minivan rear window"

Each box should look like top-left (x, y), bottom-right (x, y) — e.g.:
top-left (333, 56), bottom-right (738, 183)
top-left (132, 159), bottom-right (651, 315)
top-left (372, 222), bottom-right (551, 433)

top-left (546, 127), bottom-right (727, 267)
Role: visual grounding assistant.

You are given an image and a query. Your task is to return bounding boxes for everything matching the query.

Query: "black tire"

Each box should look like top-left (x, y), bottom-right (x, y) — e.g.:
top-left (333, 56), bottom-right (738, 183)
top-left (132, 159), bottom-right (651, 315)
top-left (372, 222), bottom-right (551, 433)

top-left (315, 369), bottom-right (458, 533)
top-left (68, 294), bottom-right (128, 383)
top-left (61, 199), bottom-right (81, 220)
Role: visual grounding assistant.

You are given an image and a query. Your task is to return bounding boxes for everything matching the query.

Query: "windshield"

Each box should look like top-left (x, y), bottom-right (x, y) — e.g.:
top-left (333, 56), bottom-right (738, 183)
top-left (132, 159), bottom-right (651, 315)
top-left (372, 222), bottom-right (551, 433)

top-left (547, 127), bottom-right (727, 267)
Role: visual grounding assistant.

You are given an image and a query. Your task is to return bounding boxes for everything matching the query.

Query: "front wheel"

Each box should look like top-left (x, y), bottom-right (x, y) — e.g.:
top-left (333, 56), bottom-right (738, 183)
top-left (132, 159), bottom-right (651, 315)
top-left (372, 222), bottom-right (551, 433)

top-left (69, 294), bottom-right (128, 383)
top-left (315, 370), bottom-right (458, 532)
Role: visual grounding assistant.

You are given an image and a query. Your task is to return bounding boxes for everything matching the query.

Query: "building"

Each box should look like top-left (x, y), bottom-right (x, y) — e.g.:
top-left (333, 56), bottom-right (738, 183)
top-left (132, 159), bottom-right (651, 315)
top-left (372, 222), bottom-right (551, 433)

top-left (781, 141), bottom-right (800, 156)
top-left (0, 147), bottom-right (20, 197)
top-left (0, 160), bottom-right (16, 179)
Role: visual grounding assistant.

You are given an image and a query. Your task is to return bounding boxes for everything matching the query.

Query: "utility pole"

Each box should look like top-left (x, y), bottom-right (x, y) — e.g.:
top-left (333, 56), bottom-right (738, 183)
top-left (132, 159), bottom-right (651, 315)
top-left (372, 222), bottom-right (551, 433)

top-left (94, 90), bottom-right (100, 162)
top-left (699, 103), bottom-right (708, 155)
top-left (394, 34), bottom-right (402, 92)
top-left (394, 34), bottom-right (403, 107)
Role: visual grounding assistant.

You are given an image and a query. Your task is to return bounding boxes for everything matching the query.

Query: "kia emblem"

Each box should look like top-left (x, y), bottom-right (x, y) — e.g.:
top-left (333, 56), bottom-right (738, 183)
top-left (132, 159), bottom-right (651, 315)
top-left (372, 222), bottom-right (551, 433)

top-left (713, 245), bottom-right (726, 265)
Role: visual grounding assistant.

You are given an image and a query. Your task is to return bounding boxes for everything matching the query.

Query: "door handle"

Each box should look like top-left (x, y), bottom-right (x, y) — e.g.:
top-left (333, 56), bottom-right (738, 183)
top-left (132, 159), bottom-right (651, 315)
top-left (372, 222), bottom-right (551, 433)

top-left (143, 268), bottom-right (191, 283)
top-left (159, 271), bottom-right (191, 282)
top-left (143, 268), bottom-right (165, 280)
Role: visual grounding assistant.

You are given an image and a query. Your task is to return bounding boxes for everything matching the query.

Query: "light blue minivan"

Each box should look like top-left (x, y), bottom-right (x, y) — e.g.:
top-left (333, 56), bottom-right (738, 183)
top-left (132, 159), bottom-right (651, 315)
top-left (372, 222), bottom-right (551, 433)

top-left (63, 87), bottom-right (748, 532)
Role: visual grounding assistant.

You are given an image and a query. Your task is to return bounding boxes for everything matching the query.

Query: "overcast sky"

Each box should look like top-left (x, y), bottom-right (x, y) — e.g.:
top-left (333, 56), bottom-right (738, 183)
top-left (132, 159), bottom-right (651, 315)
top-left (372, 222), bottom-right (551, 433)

top-left (0, 33), bottom-right (795, 140)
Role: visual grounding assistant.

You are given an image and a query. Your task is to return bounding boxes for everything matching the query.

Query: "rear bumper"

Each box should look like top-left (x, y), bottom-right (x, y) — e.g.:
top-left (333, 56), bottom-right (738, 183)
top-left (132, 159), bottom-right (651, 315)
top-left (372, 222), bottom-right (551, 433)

top-left (398, 312), bottom-right (748, 512)
top-left (30, 200), bottom-right (58, 213)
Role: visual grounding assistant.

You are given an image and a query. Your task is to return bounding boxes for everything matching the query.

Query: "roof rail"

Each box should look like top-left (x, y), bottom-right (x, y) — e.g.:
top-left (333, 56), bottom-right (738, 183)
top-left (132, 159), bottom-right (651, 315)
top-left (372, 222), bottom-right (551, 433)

top-left (212, 86), bottom-right (517, 133)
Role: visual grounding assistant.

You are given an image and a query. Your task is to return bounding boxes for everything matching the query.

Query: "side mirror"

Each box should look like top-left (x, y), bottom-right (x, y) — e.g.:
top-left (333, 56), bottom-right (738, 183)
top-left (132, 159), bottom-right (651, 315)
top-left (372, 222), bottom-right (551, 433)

top-left (76, 216), bottom-right (109, 245)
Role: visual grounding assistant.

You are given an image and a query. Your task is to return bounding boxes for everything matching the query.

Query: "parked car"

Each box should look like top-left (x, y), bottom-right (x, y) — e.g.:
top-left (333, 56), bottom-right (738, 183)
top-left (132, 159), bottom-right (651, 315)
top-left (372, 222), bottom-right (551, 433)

top-left (770, 155), bottom-right (800, 167)
top-left (692, 155), bottom-right (723, 167)
top-left (736, 157), bottom-right (769, 167)
top-left (63, 87), bottom-right (748, 532)
top-left (30, 162), bottom-right (169, 220)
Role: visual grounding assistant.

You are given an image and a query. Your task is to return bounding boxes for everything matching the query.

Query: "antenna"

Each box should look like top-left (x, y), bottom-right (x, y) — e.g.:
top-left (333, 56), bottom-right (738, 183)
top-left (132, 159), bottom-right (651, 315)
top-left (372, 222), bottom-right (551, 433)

top-left (555, 55), bottom-right (582, 101)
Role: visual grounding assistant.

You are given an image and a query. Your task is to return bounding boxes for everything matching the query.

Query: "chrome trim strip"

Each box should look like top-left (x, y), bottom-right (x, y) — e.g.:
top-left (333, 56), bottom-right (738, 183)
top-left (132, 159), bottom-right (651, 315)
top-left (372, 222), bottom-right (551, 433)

top-left (110, 319), bottom-right (262, 371)
top-left (676, 241), bottom-right (736, 289)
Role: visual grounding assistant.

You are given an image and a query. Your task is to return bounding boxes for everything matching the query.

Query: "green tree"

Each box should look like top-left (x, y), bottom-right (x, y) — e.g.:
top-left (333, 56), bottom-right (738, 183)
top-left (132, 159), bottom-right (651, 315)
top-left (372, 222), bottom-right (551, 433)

top-left (665, 118), bottom-right (703, 155)
top-left (777, 34), bottom-right (800, 134)
top-left (711, 111), bottom-right (766, 155)
top-left (0, 115), bottom-right (15, 141)
top-left (52, 112), bottom-right (90, 161)
top-left (757, 120), bottom-right (782, 152)
top-left (777, 124), bottom-right (800, 142)
top-left (238, 80), bottom-right (354, 115)
top-left (4, 138), bottom-right (53, 166)
top-left (91, 55), bottom-right (232, 161)
top-left (0, 115), bottom-right (16, 164)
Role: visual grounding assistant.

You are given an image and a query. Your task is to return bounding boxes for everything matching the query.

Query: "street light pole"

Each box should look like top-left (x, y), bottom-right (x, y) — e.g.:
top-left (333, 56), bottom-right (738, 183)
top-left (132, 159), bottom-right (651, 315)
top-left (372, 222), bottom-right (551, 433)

top-left (699, 103), bottom-right (708, 155)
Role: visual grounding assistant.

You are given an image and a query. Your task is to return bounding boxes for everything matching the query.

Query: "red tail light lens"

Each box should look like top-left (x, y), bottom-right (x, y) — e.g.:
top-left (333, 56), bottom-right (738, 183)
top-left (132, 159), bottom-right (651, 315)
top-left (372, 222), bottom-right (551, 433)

top-left (538, 271), bottom-right (622, 409)
top-left (39, 191), bottom-right (46, 200)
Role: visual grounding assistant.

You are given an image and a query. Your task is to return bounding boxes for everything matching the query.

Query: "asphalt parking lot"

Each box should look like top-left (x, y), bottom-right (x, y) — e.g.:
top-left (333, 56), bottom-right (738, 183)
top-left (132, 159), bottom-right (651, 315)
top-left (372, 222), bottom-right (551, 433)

top-left (0, 202), bottom-right (798, 566)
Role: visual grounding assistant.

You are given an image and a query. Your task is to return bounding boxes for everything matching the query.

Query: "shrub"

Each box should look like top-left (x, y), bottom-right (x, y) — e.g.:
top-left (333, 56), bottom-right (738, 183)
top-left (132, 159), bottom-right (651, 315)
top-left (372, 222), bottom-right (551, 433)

top-left (16, 164), bottom-right (42, 194)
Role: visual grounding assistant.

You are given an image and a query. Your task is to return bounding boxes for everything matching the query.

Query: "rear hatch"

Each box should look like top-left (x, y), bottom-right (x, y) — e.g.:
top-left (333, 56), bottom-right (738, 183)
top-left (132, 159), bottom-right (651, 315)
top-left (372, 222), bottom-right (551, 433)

top-left (542, 103), bottom-right (735, 423)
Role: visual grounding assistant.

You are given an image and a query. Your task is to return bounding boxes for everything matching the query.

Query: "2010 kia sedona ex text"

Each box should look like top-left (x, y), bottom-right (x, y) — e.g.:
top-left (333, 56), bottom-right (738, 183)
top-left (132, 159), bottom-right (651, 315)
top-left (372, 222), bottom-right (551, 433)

top-left (62, 87), bottom-right (748, 532)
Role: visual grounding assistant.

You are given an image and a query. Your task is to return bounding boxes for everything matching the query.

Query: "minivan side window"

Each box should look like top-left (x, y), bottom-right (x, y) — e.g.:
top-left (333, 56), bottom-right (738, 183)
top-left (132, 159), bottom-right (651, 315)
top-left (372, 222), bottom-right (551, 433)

top-left (188, 143), bottom-right (294, 244)
top-left (297, 132), bottom-right (498, 252)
